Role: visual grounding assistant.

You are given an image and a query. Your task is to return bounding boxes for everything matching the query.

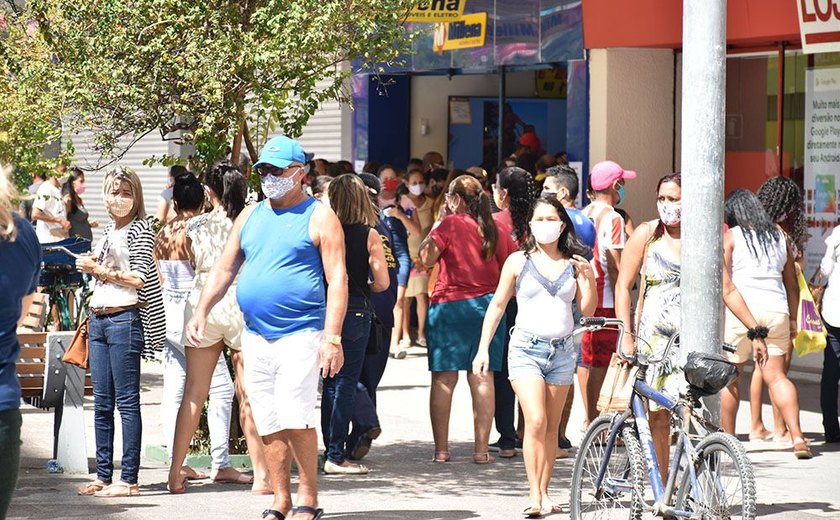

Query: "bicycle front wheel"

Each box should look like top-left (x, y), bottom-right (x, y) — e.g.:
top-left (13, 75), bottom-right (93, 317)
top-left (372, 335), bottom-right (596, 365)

top-left (675, 432), bottom-right (756, 520)
top-left (570, 414), bottom-right (646, 520)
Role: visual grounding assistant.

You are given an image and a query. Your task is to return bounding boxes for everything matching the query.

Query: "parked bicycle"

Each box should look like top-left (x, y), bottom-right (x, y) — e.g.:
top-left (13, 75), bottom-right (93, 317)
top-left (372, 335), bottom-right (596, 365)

top-left (40, 237), bottom-right (92, 331)
top-left (570, 317), bottom-right (756, 520)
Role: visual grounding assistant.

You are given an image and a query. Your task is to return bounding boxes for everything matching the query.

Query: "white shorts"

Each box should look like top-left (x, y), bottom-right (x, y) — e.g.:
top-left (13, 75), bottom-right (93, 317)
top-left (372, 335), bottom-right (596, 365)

top-left (241, 328), bottom-right (322, 436)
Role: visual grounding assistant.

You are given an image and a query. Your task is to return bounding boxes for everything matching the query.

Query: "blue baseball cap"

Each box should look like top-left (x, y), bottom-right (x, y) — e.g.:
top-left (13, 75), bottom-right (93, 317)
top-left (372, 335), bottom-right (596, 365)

top-left (254, 135), bottom-right (306, 168)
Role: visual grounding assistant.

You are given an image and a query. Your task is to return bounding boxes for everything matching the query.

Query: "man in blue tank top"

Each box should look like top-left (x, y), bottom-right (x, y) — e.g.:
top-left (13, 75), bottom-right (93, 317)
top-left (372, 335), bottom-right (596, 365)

top-left (186, 136), bottom-right (347, 520)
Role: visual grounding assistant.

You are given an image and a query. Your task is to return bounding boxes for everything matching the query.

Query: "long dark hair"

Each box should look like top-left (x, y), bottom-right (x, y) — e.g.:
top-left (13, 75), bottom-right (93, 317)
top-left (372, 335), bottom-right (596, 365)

top-left (652, 172), bottom-right (682, 242)
top-left (725, 188), bottom-right (781, 258)
top-left (449, 175), bottom-right (498, 261)
top-left (62, 168), bottom-right (84, 214)
top-left (756, 176), bottom-right (806, 252)
top-left (497, 166), bottom-right (537, 243)
top-left (522, 195), bottom-right (590, 259)
top-left (204, 160), bottom-right (247, 221)
top-left (172, 172), bottom-right (204, 212)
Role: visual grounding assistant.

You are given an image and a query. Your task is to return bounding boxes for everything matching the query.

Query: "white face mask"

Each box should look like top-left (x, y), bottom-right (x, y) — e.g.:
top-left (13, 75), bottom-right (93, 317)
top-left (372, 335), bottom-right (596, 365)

top-left (657, 201), bottom-right (682, 226)
top-left (408, 184), bottom-right (426, 196)
top-left (107, 195), bottom-right (133, 218)
top-left (260, 172), bottom-right (298, 200)
top-left (320, 194), bottom-right (331, 209)
top-left (530, 221), bottom-right (564, 244)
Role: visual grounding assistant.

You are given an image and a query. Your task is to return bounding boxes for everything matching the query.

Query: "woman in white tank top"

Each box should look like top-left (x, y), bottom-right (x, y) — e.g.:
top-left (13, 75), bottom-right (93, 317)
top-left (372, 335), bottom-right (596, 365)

top-left (721, 189), bottom-right (811, 459)
top-left (473, 195), bottom-right (597, 516)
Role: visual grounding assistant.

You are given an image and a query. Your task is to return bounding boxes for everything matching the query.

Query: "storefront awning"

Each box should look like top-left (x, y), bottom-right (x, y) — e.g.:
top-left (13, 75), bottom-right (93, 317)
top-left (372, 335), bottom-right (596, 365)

top-left (582, 0), bottom-right (801, 50)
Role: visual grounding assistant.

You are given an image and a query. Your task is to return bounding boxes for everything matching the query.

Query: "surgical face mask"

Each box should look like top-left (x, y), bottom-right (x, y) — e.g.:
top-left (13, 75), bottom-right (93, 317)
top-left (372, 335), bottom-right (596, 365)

top-left (107, 195), bottom-right (133, 218)
top-left (408, 184), bottom-right (425, 196)
top-left (657, 200), bottom-right (682, 226)
top-left (260, 173), bottom-right (297, 200)
top-left (75, 183), bottom-right (86, 195)
top-left (530, 220), bottom-right (564, 244)
top-left (320, 194), bottom-right (331, 209)
top-left (616, 184), bottom-right (626, 207)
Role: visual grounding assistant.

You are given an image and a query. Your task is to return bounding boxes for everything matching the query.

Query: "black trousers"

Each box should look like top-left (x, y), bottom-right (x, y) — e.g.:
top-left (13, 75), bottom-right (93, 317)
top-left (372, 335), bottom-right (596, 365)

top-left (494, 299), bottom-right (518, 450)
top-left (0, 409), bottom-right (21, 518)
top-left (821, 322), bottom-right (840, 441)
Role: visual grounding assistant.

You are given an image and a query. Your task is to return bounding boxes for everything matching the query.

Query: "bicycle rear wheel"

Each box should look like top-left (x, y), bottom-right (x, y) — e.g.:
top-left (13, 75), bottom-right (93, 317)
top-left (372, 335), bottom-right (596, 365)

top-left (570, 414), bottom-right (646, 520)
top-left (675, 432), bottom-right (756, 520)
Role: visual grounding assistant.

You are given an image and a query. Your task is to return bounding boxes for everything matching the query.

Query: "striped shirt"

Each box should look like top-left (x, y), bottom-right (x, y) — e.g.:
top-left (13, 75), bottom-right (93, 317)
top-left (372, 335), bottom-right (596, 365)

top-left (583, 201), bottom-right (626, 308)
top-left (99, 218), bottom-right (165, 359)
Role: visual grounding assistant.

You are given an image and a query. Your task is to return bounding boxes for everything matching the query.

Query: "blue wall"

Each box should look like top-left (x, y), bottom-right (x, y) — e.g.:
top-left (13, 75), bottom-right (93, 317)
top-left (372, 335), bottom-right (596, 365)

top-left (360, 75), bottom-right (411, 169)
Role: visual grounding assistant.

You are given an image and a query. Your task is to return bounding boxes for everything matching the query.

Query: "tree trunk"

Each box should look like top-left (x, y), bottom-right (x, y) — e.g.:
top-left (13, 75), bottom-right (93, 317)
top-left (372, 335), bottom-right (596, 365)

top-left (230, 120), bottom-right (244, 166)
top-left (242, 121), bottom-right (258, 166)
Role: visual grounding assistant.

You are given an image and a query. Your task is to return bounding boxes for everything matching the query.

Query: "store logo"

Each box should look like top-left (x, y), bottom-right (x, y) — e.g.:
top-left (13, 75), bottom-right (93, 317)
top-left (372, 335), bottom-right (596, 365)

top-left (798, 0), bottom-right (840, 53)
top-left (432, 12), bottom-right (487, 53)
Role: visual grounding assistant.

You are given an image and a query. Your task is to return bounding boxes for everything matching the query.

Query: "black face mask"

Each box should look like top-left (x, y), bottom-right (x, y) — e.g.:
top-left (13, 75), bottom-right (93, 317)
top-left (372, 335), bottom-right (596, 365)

top-left (431, 185), bottom-right (442, 197)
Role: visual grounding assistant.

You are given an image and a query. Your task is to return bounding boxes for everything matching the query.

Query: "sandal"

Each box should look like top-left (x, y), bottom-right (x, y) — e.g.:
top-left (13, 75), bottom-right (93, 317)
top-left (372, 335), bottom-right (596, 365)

top-left (262, 509), bottom-right (286, 520)
top-left (291, 505), bottom-right (324, 519)
top-left (77, 479), bottom-right (109, 496)
top-left (180, 466), bottom-right (207, 480)
top-left (522, 504), bottom-right (543, 518)
top-left (793, 440), bottom-right (813, 459)
top-left (211, 468), bottom-right (254, 484)
top-left (432, 450), bottom-right (450, 463)
top-left (473, 452), bottom-right (496, 464)
top-left (94, 481), bottom-right (140, 497)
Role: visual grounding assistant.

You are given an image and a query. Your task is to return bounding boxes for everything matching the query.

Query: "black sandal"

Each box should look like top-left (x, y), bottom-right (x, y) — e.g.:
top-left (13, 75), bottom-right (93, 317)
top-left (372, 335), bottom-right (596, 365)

top-left (291, 506), bottom-right (324, 519)
top-left (262, 509), bottom-right (285, 520)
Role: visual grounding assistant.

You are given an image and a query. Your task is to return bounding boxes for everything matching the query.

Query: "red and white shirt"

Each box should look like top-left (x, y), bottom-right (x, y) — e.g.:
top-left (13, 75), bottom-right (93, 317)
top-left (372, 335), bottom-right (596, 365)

top-left (583, 201), bottom-right (626, 308)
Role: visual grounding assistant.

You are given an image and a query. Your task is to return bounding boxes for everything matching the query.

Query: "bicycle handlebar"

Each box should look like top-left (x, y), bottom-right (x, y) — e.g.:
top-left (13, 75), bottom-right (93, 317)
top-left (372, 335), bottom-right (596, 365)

top-left (42, 246), bottom-right (83, 259)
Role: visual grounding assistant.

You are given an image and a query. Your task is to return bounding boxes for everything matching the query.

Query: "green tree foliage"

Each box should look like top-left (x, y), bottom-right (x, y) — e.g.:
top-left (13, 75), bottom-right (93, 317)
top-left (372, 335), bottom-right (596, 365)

top-left (1, 0), bottom-right (414, 177)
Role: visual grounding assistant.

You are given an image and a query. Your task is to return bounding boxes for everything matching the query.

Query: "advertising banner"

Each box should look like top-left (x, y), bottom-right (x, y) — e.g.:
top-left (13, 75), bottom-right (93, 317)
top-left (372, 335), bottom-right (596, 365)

top-left (803, 67), bottom-right (840, 275)
top-left (797, 0), bottom-right (840, 54)
top-left (432, 12), bottom-right (487, 52)
top-left (407, 0), bottom-right (466, 22)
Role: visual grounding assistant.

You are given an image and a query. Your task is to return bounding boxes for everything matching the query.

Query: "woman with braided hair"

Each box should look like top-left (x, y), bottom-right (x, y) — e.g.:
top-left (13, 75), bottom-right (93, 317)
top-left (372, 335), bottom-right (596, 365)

top-left (720, 189), bottom-right (811, 458)
top-left (419, 175), bottom-right (517, 464)
top-left (753, 176), bottom-right (807, 442)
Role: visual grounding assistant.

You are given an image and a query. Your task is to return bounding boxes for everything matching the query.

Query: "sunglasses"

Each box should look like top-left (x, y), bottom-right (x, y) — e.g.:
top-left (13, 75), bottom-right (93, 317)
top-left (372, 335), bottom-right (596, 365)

top-left (256, 164), bottom-right (302, 177)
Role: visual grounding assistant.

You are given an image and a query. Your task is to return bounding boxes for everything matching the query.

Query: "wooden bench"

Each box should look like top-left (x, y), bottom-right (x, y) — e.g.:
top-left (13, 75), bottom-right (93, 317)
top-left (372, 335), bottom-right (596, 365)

top-left (16, 326), bottom-right (93, 474)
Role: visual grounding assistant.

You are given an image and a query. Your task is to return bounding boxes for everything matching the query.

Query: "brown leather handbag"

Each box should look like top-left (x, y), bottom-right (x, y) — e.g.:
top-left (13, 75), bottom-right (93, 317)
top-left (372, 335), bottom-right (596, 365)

top-left (62, 318), bottom-right (89, 369)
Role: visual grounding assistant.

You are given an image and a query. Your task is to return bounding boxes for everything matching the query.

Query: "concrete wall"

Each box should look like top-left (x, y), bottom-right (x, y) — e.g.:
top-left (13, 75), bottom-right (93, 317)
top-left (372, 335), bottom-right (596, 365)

top-left (589, 48), bottom-right (677, 224)
top-left (409, 71), bottom-right (537, 162)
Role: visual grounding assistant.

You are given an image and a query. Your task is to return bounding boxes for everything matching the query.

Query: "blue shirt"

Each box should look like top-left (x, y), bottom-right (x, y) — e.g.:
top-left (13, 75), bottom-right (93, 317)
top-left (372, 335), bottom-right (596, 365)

top-left (567, 207), bottom-right (596, 258)
top-left (0, 216), bottom-right (42, 411)
top-left (237, 198), bottom-right (325, 340)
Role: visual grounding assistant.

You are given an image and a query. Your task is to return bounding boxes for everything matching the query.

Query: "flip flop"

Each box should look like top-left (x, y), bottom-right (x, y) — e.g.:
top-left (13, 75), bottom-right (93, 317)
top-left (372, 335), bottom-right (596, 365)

top-left (262, 509), bottom-right (285, 520)
top-left (94, 482), bottom-right (140, 497)
top-left (212, 471), bottom-right (255, 485)
top-left (541, 501), bottom-right (563, 515)
top-left (522, 505), bottom-right (543, 518)
top-left (181, 466), bottom-right (208, 480)
top-left (473, 452), bottom-right (496, 464)
top-left (291, 505), bottom-right (324, 519)
top-left (167, 476), bottom-right (188, 494)
top-left (433, 450), bottom-right (450, 463)
top-left (78, 480), bottom-right (109, 496)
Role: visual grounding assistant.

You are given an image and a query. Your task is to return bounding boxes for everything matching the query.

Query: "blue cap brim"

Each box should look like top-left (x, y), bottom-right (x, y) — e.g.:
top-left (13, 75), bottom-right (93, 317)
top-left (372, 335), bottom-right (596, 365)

top-left (253, 158), bottom-right (293, 168)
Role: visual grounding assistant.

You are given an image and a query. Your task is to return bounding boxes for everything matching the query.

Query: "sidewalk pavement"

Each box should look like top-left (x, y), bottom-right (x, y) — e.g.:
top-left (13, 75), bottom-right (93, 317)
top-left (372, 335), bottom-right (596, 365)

top-left (8, 347), bottom-right (840, 519)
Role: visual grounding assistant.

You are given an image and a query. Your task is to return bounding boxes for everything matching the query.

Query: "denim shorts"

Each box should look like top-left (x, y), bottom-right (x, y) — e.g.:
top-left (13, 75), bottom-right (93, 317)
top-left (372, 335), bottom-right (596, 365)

top-left (508, 328), bottom-right (577, 386)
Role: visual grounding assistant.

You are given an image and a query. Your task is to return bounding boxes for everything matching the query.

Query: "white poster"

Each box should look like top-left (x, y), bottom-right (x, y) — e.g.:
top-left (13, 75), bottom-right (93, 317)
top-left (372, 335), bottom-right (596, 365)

top-left (803, 68), bottom-right (840, 276)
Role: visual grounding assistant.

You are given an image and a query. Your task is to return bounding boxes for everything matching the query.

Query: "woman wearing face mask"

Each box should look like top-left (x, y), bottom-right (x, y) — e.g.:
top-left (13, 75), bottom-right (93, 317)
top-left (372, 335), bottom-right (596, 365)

top-left (400, 168), bottom-right (435, 349)
top-left (377, 165), bottom-right (417, 358)
top-left (473, 195), bottom-right (595, 517)
top-left (419, 175), bottom-right (517, 464)
top-left (75, 167), bottom-right (165, 497)
top-left (62, 167), bottom-right (98, 241)
top-left (615, 173), bottom-right (769, 480)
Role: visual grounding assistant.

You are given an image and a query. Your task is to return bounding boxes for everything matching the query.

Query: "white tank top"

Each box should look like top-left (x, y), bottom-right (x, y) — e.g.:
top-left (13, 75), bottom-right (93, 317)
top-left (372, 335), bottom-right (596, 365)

top-left (514, 255), bottom-right (577, 339)
top-left (730, 226), bottom-right (789, 315)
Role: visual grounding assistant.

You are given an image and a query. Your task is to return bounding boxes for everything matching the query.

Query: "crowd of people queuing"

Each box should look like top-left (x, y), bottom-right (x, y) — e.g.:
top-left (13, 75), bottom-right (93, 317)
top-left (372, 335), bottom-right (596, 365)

top-left (1, 128), bottom-right (839, 519)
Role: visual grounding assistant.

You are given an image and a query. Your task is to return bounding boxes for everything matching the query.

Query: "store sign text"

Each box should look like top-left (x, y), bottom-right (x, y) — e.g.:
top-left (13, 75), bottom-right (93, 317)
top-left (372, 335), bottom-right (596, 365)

top-left (407, 0), bottom-right (466, 22)
top-left (432, 12), bottom-right (487, 52)
top-left (798, 0), bottom-right (840, 53)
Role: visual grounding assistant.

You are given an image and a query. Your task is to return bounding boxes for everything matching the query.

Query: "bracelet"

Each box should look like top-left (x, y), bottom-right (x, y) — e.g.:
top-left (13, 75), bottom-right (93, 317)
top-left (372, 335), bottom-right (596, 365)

top-left (746, 326), bottom-right (769, 340)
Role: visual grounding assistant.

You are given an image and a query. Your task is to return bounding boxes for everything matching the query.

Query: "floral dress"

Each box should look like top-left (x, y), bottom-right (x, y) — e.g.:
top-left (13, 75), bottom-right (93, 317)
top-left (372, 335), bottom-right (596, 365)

top-left (637, 236), bottom-right (681, 406)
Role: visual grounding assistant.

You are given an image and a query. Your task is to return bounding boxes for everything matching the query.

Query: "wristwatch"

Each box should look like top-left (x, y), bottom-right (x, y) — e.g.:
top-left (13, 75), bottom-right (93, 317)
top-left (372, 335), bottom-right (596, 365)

top-left (324, 334), bottom-right (342, 346)
top-left (96, 267), bottom-right (109, 281)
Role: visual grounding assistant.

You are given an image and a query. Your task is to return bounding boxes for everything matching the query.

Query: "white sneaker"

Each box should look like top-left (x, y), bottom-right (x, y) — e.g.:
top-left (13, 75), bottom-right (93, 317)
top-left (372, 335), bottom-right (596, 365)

top-left (323, 460), bottom-right (369, 475)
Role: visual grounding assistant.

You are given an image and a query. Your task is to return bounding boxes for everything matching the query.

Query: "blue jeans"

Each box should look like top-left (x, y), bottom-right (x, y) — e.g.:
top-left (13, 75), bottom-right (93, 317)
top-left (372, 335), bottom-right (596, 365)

top-left (349, 329), bottom-right (392, 450)
top-left (494, 298), bottom-right (518, 450)
top-left (321, 299), bottom-right (371, 465)
top-left (89, 309), bottom-right (143, 484)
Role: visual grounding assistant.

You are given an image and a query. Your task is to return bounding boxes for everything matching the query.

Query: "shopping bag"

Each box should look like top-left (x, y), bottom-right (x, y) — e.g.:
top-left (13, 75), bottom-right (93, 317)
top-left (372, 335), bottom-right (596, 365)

top-left (794, 269), bottom-right (827, 357)
top-left (597, 353), bottom-right (638, 412)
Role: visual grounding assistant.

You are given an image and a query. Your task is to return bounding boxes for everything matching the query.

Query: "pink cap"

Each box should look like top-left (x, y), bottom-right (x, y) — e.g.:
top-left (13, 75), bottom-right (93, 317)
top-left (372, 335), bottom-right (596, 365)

top-left (589, 160), bottom-right (637, 190)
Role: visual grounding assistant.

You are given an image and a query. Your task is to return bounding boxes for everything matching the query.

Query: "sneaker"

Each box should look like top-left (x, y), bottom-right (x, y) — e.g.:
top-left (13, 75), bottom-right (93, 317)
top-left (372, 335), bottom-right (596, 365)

top-left (349, 426), bottom-right (382, 461)
top-left (558, 437), bottom-right (572, 450)
top-left (323, 460), bottom-right (369, 475)
top-left (488, 441), bottom-right (501, 452)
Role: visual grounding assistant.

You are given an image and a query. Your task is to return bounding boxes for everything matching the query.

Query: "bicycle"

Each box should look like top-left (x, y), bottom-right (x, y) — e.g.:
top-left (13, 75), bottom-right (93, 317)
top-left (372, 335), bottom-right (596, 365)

top-left (570, 317), bottom-right (756, 520)
top-left (41, 238), bottom-right (92, 331)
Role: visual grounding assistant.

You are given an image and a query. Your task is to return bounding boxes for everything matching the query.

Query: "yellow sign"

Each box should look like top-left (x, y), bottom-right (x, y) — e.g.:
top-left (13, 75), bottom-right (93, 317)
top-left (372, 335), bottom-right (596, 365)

top-left (432, 12), bottom-right (487, 53)
top-left (535, 68), bottom-right (567, 99)
top-left (407, 0), bottom-right (466, 23)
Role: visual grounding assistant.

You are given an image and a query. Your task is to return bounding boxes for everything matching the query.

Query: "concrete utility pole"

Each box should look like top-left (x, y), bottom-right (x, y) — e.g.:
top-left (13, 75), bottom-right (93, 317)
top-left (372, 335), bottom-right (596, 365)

top-left (680, 1), bottom-right (727, 418)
